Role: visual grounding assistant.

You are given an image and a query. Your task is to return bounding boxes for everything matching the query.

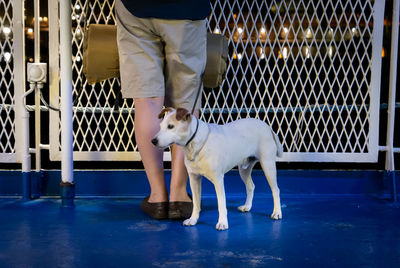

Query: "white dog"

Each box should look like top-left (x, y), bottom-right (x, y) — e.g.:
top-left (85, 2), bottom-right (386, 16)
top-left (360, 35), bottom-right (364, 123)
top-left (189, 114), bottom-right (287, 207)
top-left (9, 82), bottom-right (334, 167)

top-left (152, 107), bottom-right (283, 230)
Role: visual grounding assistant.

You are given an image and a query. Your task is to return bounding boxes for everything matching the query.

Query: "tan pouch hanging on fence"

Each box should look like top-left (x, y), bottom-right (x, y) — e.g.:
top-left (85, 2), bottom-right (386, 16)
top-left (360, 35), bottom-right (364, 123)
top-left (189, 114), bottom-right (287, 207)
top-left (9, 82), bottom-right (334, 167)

top-left (82, 24), bottom-right (120, 85)
top-left (82, 24), bottom-right (228, 88)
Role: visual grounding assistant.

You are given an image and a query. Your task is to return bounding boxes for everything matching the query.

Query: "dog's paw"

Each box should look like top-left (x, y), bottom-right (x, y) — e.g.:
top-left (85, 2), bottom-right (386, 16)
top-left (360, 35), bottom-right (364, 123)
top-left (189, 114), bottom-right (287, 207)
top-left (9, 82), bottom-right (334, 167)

top-left (270, 210), bottom-right (282, 220)
top-left (183, 217), bottom-right (198, 226)
top-left (237, 205), bottom-right (251, 212)
top-left (215, 221), bottom-right (229, 230)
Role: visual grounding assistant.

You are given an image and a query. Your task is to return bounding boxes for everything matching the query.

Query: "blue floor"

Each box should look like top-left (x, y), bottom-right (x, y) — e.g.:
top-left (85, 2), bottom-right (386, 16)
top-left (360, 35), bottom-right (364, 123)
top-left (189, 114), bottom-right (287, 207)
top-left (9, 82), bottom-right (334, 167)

top-left (1, 196), bottom-right (399, 267)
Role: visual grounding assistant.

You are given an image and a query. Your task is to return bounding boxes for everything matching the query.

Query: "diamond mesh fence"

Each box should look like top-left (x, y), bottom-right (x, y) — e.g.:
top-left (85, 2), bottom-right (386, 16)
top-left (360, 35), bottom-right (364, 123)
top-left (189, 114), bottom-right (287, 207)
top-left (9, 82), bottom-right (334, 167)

top-left (48, 0), bottom-right (384, 162)
top-left (0, 0), bottom-right (16, 160)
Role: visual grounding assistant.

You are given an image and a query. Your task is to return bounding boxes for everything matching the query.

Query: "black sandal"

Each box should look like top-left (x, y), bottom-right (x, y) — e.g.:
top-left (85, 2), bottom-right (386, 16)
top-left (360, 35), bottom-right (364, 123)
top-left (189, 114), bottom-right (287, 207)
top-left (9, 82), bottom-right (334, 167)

top-left (168, 195), bottom-right (193, 220)
top-left (140, 196), bottom-right (169, 220)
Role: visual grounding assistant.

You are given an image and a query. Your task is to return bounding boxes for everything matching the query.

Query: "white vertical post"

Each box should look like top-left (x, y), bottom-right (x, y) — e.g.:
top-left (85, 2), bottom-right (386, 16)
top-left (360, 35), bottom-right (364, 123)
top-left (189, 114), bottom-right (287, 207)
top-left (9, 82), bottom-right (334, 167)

top-left (34, 0), bottom-right (40, 62)
top-left (370, 0), bottom-right (386, 162)
top-left (386, 0), bottom-right (399, 202)
top-left (48, 0), bottom-right (60, 161)
top-left (34, 0), bottom-right (41, 171)
top-left (60, 0), bottom-right (74, 184)
top-left (386, 0), bottom-right (399, 172)
top-left (13, 0), bottom-right (31, 199)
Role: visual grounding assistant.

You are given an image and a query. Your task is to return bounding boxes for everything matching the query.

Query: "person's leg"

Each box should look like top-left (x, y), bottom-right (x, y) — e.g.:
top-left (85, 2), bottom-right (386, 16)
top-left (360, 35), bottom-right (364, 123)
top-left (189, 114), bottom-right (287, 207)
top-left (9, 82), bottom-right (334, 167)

top-left (169, 109), bottom-right (199, 202)
top-left (169, 145), bottom-right (191, 202)
top-left (115, 1), bottom-right (168, 205)
top-left (158, 19), bottom-right (207, 203)
top-left (134, 97), bottom-right (168, 203)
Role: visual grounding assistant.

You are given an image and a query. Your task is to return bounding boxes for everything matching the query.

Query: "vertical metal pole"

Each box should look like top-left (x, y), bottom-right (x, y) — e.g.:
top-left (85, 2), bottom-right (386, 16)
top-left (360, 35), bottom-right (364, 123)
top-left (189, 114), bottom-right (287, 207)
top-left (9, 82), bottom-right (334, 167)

top-left (34, 0), bottom-right (41, 172)
top-left (34, 0), bottom-right (40, 62)
top-left (386, 0), bottom-right (399, 202)
top-left (60, 0), bottom-right (75, 207)
top-left (48, 0), bottom-right (60, 161)
top-left (21, 89), bottom-right (32, 201)
top-left (370, 0), bottom-right (386, 162)
top-left (13, 0), bottom-right (31, 200)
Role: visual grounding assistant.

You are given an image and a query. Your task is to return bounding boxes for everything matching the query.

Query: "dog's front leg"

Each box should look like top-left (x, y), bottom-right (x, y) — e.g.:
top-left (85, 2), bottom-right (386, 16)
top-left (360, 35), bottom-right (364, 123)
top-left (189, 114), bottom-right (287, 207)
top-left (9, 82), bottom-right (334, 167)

top-left (212, 175), bottom-right (228, 230)
top-left (183, 173), bottom-right (202, 227)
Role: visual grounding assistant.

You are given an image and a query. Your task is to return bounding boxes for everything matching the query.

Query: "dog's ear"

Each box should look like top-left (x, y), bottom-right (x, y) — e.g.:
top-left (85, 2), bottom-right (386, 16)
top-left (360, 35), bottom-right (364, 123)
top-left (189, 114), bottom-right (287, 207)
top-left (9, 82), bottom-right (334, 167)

top-left (175, 108), bottom-right (191, 121)
top-left (158, 107), bottom-right (174, 119)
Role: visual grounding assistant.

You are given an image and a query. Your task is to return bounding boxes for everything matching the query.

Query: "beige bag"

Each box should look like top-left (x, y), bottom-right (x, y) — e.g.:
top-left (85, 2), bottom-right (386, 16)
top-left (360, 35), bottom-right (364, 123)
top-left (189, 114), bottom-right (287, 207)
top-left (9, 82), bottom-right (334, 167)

top-left (82, 24), bottom-right (120, 85)
top-left (83, 24), bottom-right (228, 88)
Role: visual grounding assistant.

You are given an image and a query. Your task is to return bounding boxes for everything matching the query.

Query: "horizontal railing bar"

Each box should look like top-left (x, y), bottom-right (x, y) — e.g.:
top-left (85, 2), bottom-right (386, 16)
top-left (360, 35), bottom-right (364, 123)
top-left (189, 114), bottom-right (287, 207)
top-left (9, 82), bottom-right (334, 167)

top-left (378, 146), bottom-right (400, 153)
top-left (2, 103), bottom-right (400, 114)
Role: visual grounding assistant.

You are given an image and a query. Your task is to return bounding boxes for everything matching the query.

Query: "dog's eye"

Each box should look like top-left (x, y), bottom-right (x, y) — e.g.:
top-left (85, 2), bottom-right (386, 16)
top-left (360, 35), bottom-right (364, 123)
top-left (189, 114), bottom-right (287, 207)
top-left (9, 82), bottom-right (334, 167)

top-left (167, 124), bottom-right (174, 129)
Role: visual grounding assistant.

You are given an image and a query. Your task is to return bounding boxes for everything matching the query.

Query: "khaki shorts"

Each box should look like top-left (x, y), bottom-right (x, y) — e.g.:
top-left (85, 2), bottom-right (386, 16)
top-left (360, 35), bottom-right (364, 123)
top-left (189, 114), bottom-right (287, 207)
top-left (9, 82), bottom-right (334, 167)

top-left (115, 0), bottom-right (206, 110)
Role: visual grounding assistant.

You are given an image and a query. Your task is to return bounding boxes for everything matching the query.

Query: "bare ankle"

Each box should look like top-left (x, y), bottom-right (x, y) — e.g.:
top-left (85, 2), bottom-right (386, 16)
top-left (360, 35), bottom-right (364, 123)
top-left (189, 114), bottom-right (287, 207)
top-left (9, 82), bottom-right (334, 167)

top-left (169, 189), bottom-right (191, 202)
top-left (148, 191), bottom-right (168, 203)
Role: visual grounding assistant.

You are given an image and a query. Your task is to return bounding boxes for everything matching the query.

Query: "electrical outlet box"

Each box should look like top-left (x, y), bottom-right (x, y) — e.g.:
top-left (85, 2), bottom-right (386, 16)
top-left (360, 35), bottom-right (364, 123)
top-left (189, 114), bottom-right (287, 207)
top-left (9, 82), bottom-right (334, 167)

top-left (27, 62), bottom-right (47, 83)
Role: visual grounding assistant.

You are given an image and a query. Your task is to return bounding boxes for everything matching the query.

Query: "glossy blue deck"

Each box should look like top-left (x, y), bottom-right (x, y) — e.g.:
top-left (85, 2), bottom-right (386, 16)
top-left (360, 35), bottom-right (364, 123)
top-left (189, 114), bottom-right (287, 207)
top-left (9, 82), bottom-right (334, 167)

top-left (0, 170), bottom-right (399, 267)
top-left (0, 196), bottom-right (399, 267)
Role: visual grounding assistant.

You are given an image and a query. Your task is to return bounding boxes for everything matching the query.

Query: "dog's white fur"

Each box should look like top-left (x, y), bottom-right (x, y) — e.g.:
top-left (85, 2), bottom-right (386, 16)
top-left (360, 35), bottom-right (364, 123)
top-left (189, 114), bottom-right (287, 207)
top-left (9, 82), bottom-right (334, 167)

top-left (152, 107), bottom-right (283, 230)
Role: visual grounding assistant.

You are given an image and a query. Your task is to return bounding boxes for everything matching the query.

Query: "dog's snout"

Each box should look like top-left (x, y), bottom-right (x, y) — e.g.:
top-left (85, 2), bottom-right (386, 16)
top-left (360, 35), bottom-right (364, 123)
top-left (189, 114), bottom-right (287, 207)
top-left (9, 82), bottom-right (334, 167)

top-left (151, 138), bottom-right (158, 146)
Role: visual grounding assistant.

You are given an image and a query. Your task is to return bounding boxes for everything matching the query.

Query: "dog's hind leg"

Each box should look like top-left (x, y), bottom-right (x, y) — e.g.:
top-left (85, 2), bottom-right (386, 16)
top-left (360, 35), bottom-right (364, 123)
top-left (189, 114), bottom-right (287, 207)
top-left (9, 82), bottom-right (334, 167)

top-left (183, 173), bottom-right (202, 227)
top-left (237, 161), bottom-right (256, 212)
top-left (260, 159), bottom-right (282, 220)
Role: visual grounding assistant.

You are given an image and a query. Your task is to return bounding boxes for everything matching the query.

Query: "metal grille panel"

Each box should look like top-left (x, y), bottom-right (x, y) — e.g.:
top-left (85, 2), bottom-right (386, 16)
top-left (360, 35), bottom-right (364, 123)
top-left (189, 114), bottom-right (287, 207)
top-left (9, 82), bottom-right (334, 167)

top-left (72, 0), bottom-right (138, 160)
top-left (0, 0), bottom-right (16, 161)
top-left (206, 0), bottom-right (382, 162)
top-left (49, 0), bottom-right (384, 162)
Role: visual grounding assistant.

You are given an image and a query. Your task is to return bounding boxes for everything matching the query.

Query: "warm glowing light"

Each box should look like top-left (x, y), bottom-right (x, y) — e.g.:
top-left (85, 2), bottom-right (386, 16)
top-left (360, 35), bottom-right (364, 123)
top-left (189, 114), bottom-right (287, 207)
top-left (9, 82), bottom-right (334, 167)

top-left (4, 52), bottom-right (11, 62)
top-left (328, 46), bottom-right (334, 57)
top-left (238, 27), bottom-right (243, 34)
top-left (305, 28), bottom-right (313, 38)
top-left (283, 27), bottom-right (289, 34)
top-left (75, 4), bottom-right (81, 10)
top-left (213, 28), bottom-right (220, 34)
top-left (260, 53), bottom-right (265, 59)
top-left (260, 27), bottom-right (266, 34)
top-left (304, 47), bottom-right (311, 59)
top-left (39, 17), bottom-right (43, 21)
top-left (3, 27), bottom-right (11, 35)
top-left (43, 17), bottom-right (48, 22)
top-left (237, 53), bottom-right (243, 60)
top-left (327, 27), bottom-right (333, 39)
top-left (282, 47), bottom-right (288, 59)
top-left (352, 27), bottom-right (358, 35)
top-left (76, 56), bottom-right (81, 62)
top-left (382, 47), bottom-right (385, 58)
top-left (27, 28), bottom-right (33, 34)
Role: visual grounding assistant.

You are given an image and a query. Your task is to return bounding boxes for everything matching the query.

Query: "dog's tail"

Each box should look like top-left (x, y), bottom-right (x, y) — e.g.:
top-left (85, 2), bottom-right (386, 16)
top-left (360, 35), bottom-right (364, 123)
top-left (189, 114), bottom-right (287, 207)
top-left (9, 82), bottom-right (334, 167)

top-left (272, 131), bottom-right (283, 158)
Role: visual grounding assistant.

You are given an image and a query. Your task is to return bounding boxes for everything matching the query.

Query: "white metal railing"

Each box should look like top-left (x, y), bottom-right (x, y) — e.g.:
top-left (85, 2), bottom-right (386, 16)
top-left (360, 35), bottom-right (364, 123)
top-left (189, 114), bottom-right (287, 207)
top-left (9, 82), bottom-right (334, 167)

top-left (0, 0), bottom-right (15, 162)
top-left (0, 0), bottom-right (25, 163)
top-left (1, 0), bottom-right (398, 168)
